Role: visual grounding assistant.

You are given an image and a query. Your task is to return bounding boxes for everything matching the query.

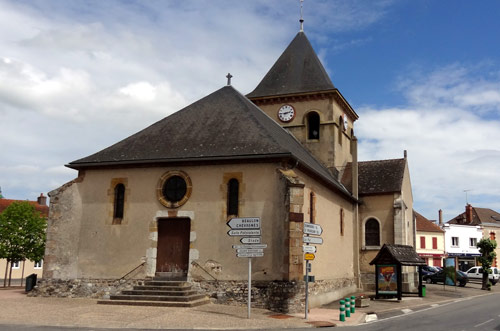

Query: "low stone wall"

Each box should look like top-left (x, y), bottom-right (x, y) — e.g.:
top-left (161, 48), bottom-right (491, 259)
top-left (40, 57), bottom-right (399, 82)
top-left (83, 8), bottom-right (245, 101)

top-left (194, 277), bottom-right (357, 313)
top-left (28, 278), bottom-right (145, 299)
top-left (308, 278), bottom-right (357, 307)
top-left (194, 280), bottom-right (305, 313)
top-left (30, 277), bottom-right (358, 313)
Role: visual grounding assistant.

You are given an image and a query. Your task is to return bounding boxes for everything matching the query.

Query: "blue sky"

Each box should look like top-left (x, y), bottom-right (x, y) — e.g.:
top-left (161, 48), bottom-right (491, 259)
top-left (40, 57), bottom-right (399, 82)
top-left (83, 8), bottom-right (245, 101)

top-left (0, 0), bottom-right (499, 222)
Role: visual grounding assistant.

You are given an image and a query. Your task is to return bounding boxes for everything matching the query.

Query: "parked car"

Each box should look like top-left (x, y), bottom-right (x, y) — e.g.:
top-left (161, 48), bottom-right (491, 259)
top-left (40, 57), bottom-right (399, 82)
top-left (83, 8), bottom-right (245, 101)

top-left (424, 269), bottom-right (468, 286)
top-left (465, 266), bottom-right (499, 285)
top-left (421, 265), bottom-right (440, 276)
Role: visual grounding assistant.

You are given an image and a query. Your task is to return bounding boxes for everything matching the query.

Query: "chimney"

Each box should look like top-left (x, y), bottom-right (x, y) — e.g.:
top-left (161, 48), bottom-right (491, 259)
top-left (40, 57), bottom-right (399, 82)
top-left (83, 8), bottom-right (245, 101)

top-left (466, 204), bottom-right (473, 223)
top-left (404, 150), bottom-right (407, 159)
top-left (37, 193), bottom-right (47, 206)
top-left (439, 209), bottom-right (443, 226)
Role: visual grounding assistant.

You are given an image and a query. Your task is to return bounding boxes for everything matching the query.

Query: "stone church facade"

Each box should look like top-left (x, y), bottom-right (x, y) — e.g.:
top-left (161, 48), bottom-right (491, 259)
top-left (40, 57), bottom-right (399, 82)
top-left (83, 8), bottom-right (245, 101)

top-left (37, 29), bottom-right (416, 312)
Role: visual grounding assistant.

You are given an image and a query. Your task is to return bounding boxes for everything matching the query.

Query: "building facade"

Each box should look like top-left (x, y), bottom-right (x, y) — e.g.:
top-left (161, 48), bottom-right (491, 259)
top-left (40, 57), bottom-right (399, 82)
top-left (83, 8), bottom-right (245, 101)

top-left (415, 211), bottom-right (445, 267)
top-left (37, 27), bottom-right (417, 311)
top-left (447, 204), bottom-right (500, 268)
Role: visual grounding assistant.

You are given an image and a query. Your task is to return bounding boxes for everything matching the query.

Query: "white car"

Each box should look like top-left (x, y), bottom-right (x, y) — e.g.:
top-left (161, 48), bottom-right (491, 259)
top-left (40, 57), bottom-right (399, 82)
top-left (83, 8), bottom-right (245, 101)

top-left (465, 266), bottom-right (499, 285)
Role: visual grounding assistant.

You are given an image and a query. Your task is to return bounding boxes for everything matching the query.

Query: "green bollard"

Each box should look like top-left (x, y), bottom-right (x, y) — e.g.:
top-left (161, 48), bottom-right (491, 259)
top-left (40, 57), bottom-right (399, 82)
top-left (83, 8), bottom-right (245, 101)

top-left (339, 300), bottom-right (345, 322)
top-left (345, 298), bottom-right (351, 318)
top-left (351, 296), bottom-right (356, 313)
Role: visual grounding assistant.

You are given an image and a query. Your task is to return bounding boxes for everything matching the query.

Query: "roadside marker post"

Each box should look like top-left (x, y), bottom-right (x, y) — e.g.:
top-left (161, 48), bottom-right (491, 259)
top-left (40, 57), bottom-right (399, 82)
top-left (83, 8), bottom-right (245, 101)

top-left (339, 300), bottom-right (345, 322)
top-left (345, 298), bottom-right (351, 318)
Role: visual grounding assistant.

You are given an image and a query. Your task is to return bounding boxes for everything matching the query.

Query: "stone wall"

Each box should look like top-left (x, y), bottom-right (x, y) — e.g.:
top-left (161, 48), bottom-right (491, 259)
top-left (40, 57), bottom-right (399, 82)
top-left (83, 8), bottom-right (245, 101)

top-left (30, 277), bottom-right (358, 314)
top-left (194, 280), bottom-right (305, 313)
top-left (28, 278), bottom-right (145, 299)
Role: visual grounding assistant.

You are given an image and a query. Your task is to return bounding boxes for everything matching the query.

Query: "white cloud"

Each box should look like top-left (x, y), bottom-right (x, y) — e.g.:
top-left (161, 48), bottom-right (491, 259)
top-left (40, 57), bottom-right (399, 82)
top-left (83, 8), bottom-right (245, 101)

top-left (358, 65), bottom-right (500, 221)
top-left (0, 0), bottom-right (403, 202)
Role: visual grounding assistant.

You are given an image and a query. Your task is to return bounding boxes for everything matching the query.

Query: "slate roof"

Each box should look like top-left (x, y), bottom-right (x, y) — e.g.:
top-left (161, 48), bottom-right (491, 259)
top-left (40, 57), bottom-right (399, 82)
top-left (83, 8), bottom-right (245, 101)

top-left (247, 32), bottom-right (335, 99)
top-left (0, 199), bottom-right (49, 217)
top-left (448, 206), bottom-right (500, 227)
top-left (68, 85), bottom-right (352, 198)
top-left (415, 211), bottom-right (443, 233)
top-left (370, 244), bottom-right (426, 266)
top-left (340, 158), bottom-right (406, 195)
top-left (358, 159), bottom-right (406, 195)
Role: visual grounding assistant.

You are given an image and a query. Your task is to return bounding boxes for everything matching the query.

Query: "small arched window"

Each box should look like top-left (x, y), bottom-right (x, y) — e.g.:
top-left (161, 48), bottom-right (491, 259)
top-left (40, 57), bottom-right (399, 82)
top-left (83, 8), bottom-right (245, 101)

top-left (310, 192), bottom-right (316, 223)
top-left (114, 183), bottom-right (125, 220)
top-left (307, 112), bottom-right (320, 140)
top-left (227, 178), bottom-right (239, 216)
top-left (365, 218), bottom-right (380, 246)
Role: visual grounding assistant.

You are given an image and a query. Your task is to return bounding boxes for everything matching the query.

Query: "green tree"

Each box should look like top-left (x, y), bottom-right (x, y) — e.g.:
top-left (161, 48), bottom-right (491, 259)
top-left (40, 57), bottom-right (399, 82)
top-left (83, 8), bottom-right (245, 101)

top-left (0, 201), bottom-right (46, 286)
top-left (477, 238), bottom-right (497, 290)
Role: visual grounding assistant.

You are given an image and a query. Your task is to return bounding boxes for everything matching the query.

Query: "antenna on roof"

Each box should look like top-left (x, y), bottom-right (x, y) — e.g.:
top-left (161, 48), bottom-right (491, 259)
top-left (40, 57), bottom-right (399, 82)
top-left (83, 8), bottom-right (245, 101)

top-left (464, 189), bottom-right (472, 205)
top-left (299, 0), bottom-right (304, 32)
top-left (226, 73), bottom-right (233, 86)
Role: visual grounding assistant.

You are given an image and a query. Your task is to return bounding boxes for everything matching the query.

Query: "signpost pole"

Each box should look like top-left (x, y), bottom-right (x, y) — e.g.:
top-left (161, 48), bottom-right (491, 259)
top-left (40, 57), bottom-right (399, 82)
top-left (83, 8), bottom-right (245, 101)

top-left (305, 260), bottom-right (309, 320)
top-left (248, 257), bottom-right (251, 319)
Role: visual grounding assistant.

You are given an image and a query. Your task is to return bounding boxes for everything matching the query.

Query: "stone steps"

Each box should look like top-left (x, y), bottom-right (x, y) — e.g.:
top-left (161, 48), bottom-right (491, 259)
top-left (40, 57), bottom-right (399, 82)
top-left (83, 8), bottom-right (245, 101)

top-left (133, 285), bottom-right (191, 291)
top-left (98, 298), bottom-right (210, 307)
top-left (121, 289), bottom-right (198, 296)
top-left (110, 293), bottom-right (207, 302)
top-left (97, 277), bottom-right (209, 308)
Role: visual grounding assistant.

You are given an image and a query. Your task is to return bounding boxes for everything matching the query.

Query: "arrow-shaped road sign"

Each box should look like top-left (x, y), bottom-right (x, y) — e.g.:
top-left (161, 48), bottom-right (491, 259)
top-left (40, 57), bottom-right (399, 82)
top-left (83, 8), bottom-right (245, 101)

top-left (237, 252), bottom-right (264, 258)
top-left (303, 245), bottom-right (317, 253)
top-left (240, 237), bottom-right (261, 244)
top-left (227, 217), bottom-right (260, 229)
top-left (228, 229), bottom-right (261, 236)
top-left (303, 235), bottom-right (323, 245)
top-left (232, 244), bottom-right (268, 249)
top-left (303, 223), bottom-right (323, 236)
top-left (237, 248), bottom-right (264, 254)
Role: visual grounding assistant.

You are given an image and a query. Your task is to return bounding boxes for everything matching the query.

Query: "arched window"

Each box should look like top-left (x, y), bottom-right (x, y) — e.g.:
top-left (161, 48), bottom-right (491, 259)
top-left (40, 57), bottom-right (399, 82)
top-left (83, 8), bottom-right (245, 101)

top-left (114, 183), bottom-right (125, 220)
top-left (365, 218), bottom-right (380, 246)
top-left (307, 112), bottom-right (320, 140)
top-left (227, 178), bottom-right (239, 216)
top-left (340, 208), bottom-right (344, 236)
top-left (310, 192), bottom-right (315, 223)
top-left (338, 116), bottom-right (343, 145)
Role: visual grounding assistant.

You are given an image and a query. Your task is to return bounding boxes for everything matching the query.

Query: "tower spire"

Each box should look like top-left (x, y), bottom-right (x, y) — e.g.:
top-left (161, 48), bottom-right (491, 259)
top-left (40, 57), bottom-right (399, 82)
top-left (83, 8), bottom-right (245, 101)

top-left (299, 0), bottom-right (304, 32)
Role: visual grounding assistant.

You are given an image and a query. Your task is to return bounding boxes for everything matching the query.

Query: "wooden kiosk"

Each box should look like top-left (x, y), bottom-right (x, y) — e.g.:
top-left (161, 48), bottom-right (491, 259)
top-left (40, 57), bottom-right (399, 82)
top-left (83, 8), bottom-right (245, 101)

top-left (370, 244), bottom-right (427, 300)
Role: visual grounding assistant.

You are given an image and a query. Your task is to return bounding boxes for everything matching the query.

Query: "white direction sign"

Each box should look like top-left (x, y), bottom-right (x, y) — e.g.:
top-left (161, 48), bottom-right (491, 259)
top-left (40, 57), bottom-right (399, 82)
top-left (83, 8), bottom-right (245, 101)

top-left (227, 217), bottom-right (261, 229)
top-left (237, 252), bottom-right (264, 258)
top-left (227, 229), bottom-right (261, 236)
top-left (303, 223), bottom-right (323, 236)
top-left (303, 245), bottom-right (317, 253)
top-left (241, 237), bottom-right (261, 244)
top-left (237, 248), bottom-right (264, 254)
top-left (303, 235), bottom-right (323, 245)
top-left (232, 244), bottom-right (268, 249)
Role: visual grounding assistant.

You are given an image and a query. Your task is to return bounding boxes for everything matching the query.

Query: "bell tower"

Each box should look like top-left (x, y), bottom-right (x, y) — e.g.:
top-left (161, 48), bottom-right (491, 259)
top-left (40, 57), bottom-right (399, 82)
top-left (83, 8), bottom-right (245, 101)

top-left (247, 31), bottom-right (358, 179)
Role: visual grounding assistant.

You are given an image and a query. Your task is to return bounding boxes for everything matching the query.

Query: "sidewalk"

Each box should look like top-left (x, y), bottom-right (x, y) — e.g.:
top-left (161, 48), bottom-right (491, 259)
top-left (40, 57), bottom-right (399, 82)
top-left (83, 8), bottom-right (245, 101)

top-left (0, 282), bottom-right (495, 329)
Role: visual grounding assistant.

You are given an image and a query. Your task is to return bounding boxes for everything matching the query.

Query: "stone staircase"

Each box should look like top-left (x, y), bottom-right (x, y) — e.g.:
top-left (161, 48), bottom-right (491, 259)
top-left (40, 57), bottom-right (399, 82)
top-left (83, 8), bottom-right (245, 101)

top-left (97, 279), bottom-right (210, 307)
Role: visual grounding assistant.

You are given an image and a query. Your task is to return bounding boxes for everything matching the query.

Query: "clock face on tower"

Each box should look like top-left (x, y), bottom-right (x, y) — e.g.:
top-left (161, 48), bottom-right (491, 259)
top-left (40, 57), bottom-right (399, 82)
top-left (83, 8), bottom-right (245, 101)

top-left (278, 104), bottom-right (295, 123)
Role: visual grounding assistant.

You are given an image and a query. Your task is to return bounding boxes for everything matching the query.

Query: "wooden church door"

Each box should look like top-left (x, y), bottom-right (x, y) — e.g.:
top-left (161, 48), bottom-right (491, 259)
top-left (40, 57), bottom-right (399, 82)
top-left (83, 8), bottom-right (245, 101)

top-left (156, 218), bottom-right (190, 279)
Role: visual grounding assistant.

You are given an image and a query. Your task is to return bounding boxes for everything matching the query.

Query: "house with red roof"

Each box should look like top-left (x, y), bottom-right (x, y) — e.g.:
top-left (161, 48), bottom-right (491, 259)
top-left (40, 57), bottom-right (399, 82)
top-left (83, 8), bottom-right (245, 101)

top-left (447, 204), bottom-right (500, 269)
top-left (415, 211), bottom-right (445, 267)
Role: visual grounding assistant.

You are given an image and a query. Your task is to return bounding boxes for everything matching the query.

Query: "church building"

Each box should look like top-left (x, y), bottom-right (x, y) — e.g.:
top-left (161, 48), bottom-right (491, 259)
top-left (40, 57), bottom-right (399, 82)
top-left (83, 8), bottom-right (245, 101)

top-left (37, 23), bottom-right (416, 312)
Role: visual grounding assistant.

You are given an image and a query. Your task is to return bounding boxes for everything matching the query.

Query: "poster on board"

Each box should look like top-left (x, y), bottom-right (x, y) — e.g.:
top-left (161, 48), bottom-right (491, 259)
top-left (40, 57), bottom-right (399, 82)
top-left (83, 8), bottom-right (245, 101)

top-left (444, 257), bottom-right (456, 286)
top-left (377, 265), bottom-right (398, 295)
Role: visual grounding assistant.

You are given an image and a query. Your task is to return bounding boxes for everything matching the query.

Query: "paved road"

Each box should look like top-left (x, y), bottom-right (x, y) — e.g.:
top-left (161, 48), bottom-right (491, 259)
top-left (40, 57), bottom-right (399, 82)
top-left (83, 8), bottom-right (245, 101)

top-left (348, 292), bottom-right (499, 331)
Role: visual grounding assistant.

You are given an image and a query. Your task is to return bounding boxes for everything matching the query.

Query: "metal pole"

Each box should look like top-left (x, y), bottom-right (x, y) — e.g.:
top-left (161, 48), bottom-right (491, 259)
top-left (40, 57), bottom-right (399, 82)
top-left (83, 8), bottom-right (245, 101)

top-left (248, 257), bottom-right (251, 319)
top-left (305, 260), bottom-right (309, 319)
